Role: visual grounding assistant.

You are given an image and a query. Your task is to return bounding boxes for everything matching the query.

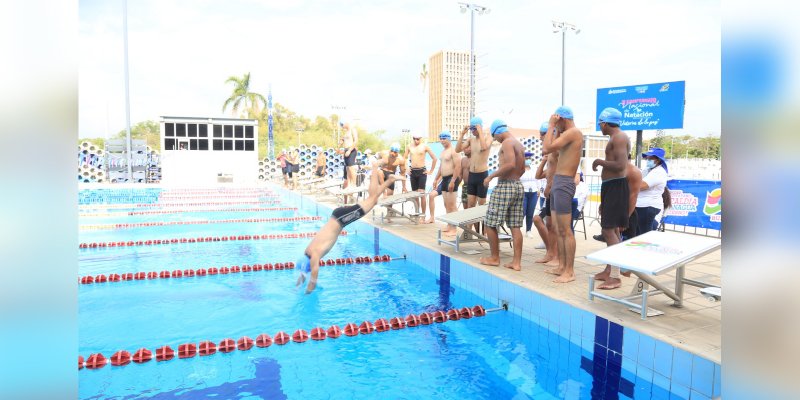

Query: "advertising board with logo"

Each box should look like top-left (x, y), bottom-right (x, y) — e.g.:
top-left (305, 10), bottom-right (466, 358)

top-left (596, 81), bottom-right (686, 131)
top-left (663, 179), bottom-right (721, 230)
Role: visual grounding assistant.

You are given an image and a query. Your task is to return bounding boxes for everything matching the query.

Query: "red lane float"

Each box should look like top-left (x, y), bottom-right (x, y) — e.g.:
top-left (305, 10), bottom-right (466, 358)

top-left (84, 216), bottom-right (324, 231)
top-left (79, 304), bottom-right (491, 371)
top-left (79, 230), bottom-right (349, 249)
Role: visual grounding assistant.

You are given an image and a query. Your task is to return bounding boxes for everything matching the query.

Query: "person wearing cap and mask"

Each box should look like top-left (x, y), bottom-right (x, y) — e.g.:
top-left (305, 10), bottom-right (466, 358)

top-left (542, 106), bottom-right (584, 283)
top-left (520, 158), bottom-right (539, 238)
top-left (378, 143), bottom-right (408, 197)
top-left (455, 116), bottom-right (493, 210)
top-left (591, 107), bottom-right (631, 289)
top-left (424, 131), bottom-right (462, 234)
top-left (405, 133), bottom-right (438, 217)
top-left (636, 147), bottom-right (671, 235)
top-left (479, 119), bottom-right (526, 271)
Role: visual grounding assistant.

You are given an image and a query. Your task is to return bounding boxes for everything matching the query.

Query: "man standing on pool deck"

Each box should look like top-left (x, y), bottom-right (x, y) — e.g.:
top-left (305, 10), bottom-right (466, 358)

top-left (405, 132), bottom-right (438, 217)
top-left (425, 131), bottom-right (461, 236)
top-left (591, 107), bottom-right (631, 290)
top-left (455, 116), bottom-right (492, 209)
top-left (479, 119), bottom-right (525, 271)
top-left (542, 106), bottom-right (584, 283)
top-left (296, 163), bottom-right (404, 294)
top-left (341, 122), bottom-right (358, 202)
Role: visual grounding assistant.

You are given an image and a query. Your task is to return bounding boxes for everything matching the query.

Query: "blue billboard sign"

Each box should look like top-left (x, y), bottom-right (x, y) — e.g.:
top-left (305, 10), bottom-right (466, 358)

top-left (596, 80), bottom-right (685, 131)
top-left (663, 179), bottom-right (721, 230)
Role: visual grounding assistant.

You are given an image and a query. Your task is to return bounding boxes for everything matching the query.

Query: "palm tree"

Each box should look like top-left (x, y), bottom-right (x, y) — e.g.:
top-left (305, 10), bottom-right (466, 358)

top-left (222, 72), bottom-right (267, 117)
top-left (419, 63), bottom-right (428, 93)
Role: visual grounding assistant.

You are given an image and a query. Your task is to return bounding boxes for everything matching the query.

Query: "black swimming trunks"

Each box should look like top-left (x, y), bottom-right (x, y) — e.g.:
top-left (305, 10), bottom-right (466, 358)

top-left (331, 204), bottom-right (366, 227)
top-left (315, 166), bottom-right (324, 177)
top-left (538, 198), bottom-right (551, 218)
top-left (435, 175), bottom-right (462, 195)
top-left (344, 150), bottom-right (358, 167)
top-left (410, 167), bottom-right (427, 191)
top-left (466, 170), bottom-right (489, 199)
top-left (550, 174), bottom-right (576, 214)
top-left (600, 177), bottom-right (630, 229)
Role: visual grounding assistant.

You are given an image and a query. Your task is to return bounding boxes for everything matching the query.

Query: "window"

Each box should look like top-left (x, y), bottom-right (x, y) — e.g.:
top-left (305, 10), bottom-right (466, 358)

top-left (198, 139), bottom-right (209, 150)
top-left (176, 124), bottom-right (186, 137)
top-left (245, 140), bottom-right (254, 151)
top-left (245, 126), bottom-right (254, 138)
top-left (165, 123), bottom-right (174, 137)
top-left (234, 125), bottom-right (243, 138)
top-left (165, 138), bottom-right (176, 150)
top-left (223, 140), bottom-right (233, 151)
top-left (199, 124), bottom-right (208, 137)
top-left (190, 139), bottom-right (198, 150)
top-left (224, 125), bottom-right (233, 138)
top-left (188, 124), bottom-right (197, 137)
top-left (235, 140), bottom-right (244, 150)
top-left (213, 139), bottom-right (223, 150)
top-left (213, 125), bottom-right (222, 137)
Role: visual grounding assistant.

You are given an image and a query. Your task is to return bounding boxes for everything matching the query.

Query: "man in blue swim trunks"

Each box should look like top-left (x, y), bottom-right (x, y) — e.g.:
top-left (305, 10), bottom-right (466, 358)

top-left (296, 163), bottom-right (404, 294)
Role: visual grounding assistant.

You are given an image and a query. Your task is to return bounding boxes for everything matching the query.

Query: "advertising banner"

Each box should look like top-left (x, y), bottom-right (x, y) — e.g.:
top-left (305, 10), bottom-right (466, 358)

top-left (663, 179), bottom-right (721, 230)
top-left (596, 81), bottom-right (685, 131)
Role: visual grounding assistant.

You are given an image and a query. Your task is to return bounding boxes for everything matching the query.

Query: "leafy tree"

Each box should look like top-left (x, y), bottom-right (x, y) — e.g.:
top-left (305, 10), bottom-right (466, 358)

top-left (222, 72), bottom-right (267, 117)
top-left (113, 120), bottom-right (160, 150)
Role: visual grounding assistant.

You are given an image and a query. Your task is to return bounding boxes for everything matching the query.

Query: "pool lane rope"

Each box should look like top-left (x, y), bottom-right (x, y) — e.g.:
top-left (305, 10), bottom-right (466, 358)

top-left (79, 207), bottom-right (299, 218)
top-left (78, 254), bottom-right (401, 284)
top-left (81, 216), bottom-right (322, 231)
top-left (79, 230), bottom-right (348, 249)
top-left (78, 200), bottom-right (285, 210)
top-left (78, 304), bottom-right (505, 370)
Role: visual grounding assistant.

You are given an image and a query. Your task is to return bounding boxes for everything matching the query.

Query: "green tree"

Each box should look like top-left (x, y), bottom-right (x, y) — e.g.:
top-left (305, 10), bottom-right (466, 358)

top-left (113, 120), bottom-right (160, 150)
top-left (222, 72), bottom-right (267, 117)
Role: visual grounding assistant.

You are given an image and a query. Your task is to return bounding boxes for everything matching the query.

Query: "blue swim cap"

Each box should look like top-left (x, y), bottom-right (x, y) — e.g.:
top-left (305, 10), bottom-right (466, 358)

top-left (439, 130), bottom-right (452, 140)
top-left (490, 119), bottom-right (508, 136)
top-left (555, 106), bottom-right (573, 120)
top-left (525, 160), bottom-right (532, 167)
top-left (540, 122), bottom-right (549, 133)
top-left (390, 143), bottom-right (401, 153)
top-left (469, 116), bottom-right (483, 127)
top-left (598, 107), bottom-right (622, 125)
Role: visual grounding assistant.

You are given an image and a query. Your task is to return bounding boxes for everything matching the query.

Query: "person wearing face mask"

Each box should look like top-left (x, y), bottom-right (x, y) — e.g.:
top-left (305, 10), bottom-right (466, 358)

top-left (520, 158), bottom-right (539, 238)
top-left (636, 147), bottom-right (670, 235)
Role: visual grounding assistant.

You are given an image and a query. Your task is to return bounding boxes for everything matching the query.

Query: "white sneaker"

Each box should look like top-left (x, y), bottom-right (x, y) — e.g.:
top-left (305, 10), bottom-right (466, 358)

top-left (534, 242), bottom-right (545, 249)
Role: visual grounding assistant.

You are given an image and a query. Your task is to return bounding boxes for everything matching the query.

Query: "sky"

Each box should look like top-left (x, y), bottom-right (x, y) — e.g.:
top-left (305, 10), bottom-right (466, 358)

top-left (79, 0), bottom-right (720, 140)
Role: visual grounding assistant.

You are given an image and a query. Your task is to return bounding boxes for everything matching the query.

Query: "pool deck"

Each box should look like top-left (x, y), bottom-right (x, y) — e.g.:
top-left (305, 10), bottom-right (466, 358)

top-left (313, 191), bottom-right (721, 365)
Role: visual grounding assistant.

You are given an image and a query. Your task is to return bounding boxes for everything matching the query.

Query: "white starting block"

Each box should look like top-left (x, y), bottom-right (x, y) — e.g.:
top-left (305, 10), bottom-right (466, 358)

top-left (586, 231), bottom-right (721, 320)
top-left (372, 192), bottom-right (426, 224)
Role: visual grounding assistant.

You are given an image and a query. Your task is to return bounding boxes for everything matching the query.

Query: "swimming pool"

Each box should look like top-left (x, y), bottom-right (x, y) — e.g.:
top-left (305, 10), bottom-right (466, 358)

top-left (78, 186), bottom-right (721, 399)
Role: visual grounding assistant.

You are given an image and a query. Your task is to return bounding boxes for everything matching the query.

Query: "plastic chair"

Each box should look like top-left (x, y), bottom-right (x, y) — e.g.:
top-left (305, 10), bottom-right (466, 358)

top-left (572, 201), bottom-right (587, 240)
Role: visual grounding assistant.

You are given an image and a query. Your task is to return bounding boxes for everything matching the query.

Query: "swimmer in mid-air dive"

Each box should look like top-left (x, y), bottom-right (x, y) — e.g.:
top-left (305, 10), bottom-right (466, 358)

top-left (296, 162), bottom-right (405, 294)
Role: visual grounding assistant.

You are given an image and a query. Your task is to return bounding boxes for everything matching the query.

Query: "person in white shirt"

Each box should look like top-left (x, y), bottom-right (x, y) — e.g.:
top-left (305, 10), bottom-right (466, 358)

top-left (520, 159), bottom-right (539, 237)
top-left (636, 147), bottom-right (670, 235)
top-left (573, 172), bottom-right (588, 219)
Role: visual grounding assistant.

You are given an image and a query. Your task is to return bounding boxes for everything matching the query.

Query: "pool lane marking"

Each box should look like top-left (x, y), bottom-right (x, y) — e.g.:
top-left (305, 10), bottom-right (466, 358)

top-left (78, 304), bottom-right (500, 370)
top-left (80, 207), bottom-right (299, 218)
top-left (78, 255), bottom-right (403, 285)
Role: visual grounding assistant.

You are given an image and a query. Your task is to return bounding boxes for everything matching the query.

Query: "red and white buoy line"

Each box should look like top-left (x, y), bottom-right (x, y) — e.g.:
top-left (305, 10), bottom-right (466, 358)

top-left (78, 304), bottom-right (505, 370)
top-left (157, 194), bottom-right (280, 200)
top-left (79, 207), bottom-right (299, 218)
top-left (81, 216), bottom-right (322, 231)
top-left (79, 254), bottom-right (398, 284)
top-left (158, 189), bottom-right (278, 195)
top-left (79, 231), bottom-right (347, 249)
top-left (79, 200), bottom-right (284, 210)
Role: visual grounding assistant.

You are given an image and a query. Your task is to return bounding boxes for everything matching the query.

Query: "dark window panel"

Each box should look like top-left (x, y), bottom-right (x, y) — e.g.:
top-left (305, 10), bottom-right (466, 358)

top-left (165, 123), bottom-right (174, 137)
top-left (245, 126), bottom-right (254, 138)
top-left (188, 124), bottom-right (197, 137)
top-left (223, 140), bottom-right (233, 150)
top-left (199, 139), bottom-right (209, 150)
top-left (176, 124), bottom-right (186, 137)
top-left (190, 139), bottom-right (198, 150)
top-left (224, 125), bottom-right (233, 138)
top-left (245, 140), bottom-right (254, 151)
top-left (199, 124), bottom-right (208, 137)
top-left (213, 139), bottom-right (223, 150)
top-left (234, 125), bottom-right (243, 138)
top-left (213, 125), bottom-right (222, 137)
top-left (165, 138), bottom-right (175, 150)
top-left (235, 140), bottom-right (244, 150)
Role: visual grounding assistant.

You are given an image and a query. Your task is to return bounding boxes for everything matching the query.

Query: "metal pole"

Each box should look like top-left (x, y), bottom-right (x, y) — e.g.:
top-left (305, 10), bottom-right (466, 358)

top-left (469, 8), bottom-right (475, 119)
top-left (123, 0), bottom-right (133, 181)
top-left (635, 129), bottom-right (644, 168)
top-left (561, 29), bottom-right (566, 106)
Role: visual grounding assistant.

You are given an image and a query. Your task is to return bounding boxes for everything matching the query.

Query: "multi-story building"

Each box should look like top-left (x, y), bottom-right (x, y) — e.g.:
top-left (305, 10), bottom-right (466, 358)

top-left (428, 50), bottom-right (474, 142)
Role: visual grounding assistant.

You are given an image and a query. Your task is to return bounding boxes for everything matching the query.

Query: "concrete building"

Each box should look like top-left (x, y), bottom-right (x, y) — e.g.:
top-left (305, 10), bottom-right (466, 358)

top-left (428, 50), bottom-right (474, 142)
top-left (159, 116), bottom-right (259, 185)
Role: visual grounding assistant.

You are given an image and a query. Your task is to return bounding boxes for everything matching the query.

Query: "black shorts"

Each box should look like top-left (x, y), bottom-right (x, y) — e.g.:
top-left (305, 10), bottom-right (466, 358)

top-left (382, 170), bottom-right (396, 191)
top-left (344, 150), bottom-right (358, 167)
top-left (285, 163), bottom-right (294, 178)
top-left (435, 175), bottom-right (462, 195)
top-left (292, 163), bottom-right (300, 173)
top-left (466, 170), bottom-right (489, 199)
top-left (538, 198), bottom-right (551, 218)
top-left (410, 167), bottom-right (427, 191)
top-left (331, 204), bottom-right (365, 227)
top-left (621, 208), bottom-right (639, 240)
top-left (600, 177), bottom-right (630, 229)
top-left (315, 166), bottom-right (324, 177)
top-left (282, 166), bottom-right (288, 175)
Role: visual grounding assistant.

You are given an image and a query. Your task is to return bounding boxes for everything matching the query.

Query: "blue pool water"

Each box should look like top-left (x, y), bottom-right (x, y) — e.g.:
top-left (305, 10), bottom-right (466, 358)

top-left (78, 188), bottom-right (719, 399)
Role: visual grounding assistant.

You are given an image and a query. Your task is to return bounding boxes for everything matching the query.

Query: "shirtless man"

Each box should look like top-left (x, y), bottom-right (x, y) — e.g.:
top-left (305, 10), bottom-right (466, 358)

top-left (378, 143), bottom-right (408, 197)
top-left (455, 116), bottom-right (493, 209)
top-left (425, 131), bottom-right (461, 236)
top-left (459, 147), bottom-right (471, 210)
top-left (479, 120), bottom-right (525, 271)
top-left (532, 123), bottom-right (559, 266)
top-left (591, 107), bottom-right (631, 290)
top-left (296, 164), bottom-right (404, 294)
top-left (542, 106), bottom-right (584, 283)
top-left (341, 122), bottom-right (359, 201)
top-left (315, 150), bottom-right (327, 177)
top-left (405, 133), bottom-right (438, 216)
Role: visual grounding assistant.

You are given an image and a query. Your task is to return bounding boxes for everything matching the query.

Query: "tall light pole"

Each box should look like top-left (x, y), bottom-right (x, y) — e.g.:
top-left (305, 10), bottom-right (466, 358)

top-left (551, 21), bottom-right (580, 105)
top-left (401, 128), bottom-right (411, 149)
top-left (294, 125), bottom-right (304, 148)
top-left (331, 105), bottom-right (346, 144)
top-left (458, 3), bottom-right (489, 120)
